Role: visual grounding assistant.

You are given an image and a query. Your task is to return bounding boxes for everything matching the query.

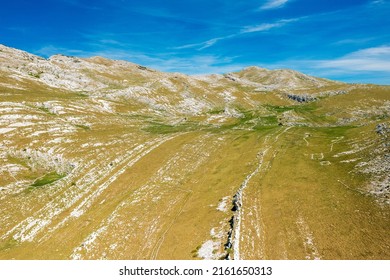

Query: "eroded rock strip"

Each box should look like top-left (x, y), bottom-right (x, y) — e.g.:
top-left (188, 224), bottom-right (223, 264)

top-left (225, 149), bottom-right (268, 260)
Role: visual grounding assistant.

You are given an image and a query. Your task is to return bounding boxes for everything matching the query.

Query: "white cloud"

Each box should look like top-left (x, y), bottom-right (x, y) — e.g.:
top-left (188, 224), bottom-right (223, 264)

top-left (313, 46), bottom-right (390, 72)
top-left (174, 17), bottom-right (298, 51)
top-left (241, 23), bottom-right (282, 33)
top-left (98, 39), bottom-right (123, 46)
top-left (241, 18), bottom-right (300, 34)
top-left (35, 45), bottom-right (86, 57)
top-left (241, 18), bottom-right (297, 33)
top-left (138, 54), bottom-right (242, 74)
top-left (173, 37), bottom-right (225, 51)
top-left (237, 45), bottom-right (390, 85)
top-left (260, 0), bottom-right (289, 10)
top-left (36, 45), bottom-right (241, 75)
top-left (333, 38), bottom-right (374, 45)
top-left (259, 45), bottom-right (390, 84)
top-left (198, 38), bottom-right (223, 50)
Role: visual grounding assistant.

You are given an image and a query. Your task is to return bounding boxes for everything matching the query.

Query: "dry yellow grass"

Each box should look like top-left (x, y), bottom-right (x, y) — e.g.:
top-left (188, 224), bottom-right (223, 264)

top-left (0, 45), bottom-right (389, 259)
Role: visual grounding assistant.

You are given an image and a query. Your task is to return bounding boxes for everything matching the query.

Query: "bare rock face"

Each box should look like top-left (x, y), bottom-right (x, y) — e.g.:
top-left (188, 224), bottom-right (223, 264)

top-left (287, 93), bottom-right (317, 103)
top-left (376, 123), bottom-right (389, 136)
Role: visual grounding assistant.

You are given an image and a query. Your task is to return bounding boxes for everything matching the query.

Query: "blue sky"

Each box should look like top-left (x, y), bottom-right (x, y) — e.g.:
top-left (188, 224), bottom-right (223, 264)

top-left (1, 0), bottom-right (389, 84)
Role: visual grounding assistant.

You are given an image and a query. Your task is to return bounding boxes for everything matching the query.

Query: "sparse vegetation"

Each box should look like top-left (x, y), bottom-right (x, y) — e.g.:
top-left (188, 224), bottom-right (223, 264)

top-left (265, 104), bottom-right (294, 113)
top-left (30, 172), bottom-right (65, 188)
top-left (28, 71), bottom-right (43, 79)
top-left (0, 238), bottom-right (18, 251)
top-left (74, 124), bottom-right (91, 130)
top-left (142, 122), bottom-right (200, 134)
top-left (208, 108), bottom-right (225, 115)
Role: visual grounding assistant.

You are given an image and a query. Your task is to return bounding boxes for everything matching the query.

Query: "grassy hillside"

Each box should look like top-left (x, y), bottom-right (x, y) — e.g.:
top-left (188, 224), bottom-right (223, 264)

top-left (0, 44), bottom-right (389, 259)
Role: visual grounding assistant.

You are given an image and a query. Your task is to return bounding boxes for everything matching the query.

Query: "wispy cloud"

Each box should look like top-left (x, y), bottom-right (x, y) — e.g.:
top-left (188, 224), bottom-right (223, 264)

top-left (241, 23), bottom-right (283, 33)
top-left (173, 37), bottom-right (225, 51)
top-left (274, 46), bottom-right (390, 73)
top-left (33, 44), bottom-right (242, 75)
top-left (94, 51), bottom-right (242, 74)
top-left (313, 46), bottom-right (390, 72)
top-left (241, 18), bottom-right (298, 33)
top-left (145, 55), bottom-right (242, 74)
top-left (97, 39), bottom-right (124, 46)
top-left (35, 45), bottom-right (87, 57)
top-left (372, 0), bottom-right (385, 5)
top-left (174, 17), bottom-right (299, 50)
top-left (260, 0), bottom-right (289, 10)
top-left (333, 37), bottom-right (374, 45)
top-left (260, 45), bottom-right (390, 84)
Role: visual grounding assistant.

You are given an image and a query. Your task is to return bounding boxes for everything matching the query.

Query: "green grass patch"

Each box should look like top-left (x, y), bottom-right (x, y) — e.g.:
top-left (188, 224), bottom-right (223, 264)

top-left (75, 92), bottom-right (89, 98)
top-left (0, 237), bottom-right (19, 251)
top-left (74, 124), bottom-right (91, 130)
top-left (206, 108), bottom-right (279, 131)
top-left (37, 106), bottom-right (56, 115)
top-left (316, 126), bottom-right (357, 137)
top-left (207, 108), bottom-right (225, 115)
top-left (142, 122), bottom-right (199, 134)
top-left (265, 104), bottom-right (294, 113)
top-left (258, 115), bottom-right (278, 125)
top-left (30, 172), bottom-right (65, 188)
top-left (292, 103), bottom-right (317, 113)
top-left (28, 71), bottom-right (43, 79)
top-left (7, 155), bottom-right (29, 169)
top-left (120, 113), bottom-right (155, 120)
top-left (234, 108), bottom-right (278, 127)
top-left (267, 103), bottom-right (318, 115)
top-left (252, 125), bottom-right (279, 133)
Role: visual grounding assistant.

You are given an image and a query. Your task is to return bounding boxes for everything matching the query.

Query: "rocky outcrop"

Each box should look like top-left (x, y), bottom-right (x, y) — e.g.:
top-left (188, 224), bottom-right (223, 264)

top-left (352, 122), bottom-right (390, 205)
top-left (287, 93), bottom-right (316, 103)
top-left (376, 123), bottom-right (389, 136)
top-left (223, 150), bottom-right (267, 260)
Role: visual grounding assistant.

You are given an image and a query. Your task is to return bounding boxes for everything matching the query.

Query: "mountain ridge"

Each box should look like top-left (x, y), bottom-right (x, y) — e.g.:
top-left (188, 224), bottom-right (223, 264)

top-left (0, 44), bottom-right (354, 92)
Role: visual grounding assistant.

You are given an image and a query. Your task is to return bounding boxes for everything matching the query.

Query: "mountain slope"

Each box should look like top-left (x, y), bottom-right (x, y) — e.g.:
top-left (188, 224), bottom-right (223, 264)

top-left (0, 44), bottom-right (389, 260)
top-left (227, 66), bottom-right (341, 90)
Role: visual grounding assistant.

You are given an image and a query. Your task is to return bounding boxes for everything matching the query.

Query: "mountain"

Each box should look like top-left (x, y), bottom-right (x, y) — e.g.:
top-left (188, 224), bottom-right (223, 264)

top-left (0, 44), bottom-right (389, 260)
top-left (227, 66), bottom-right (341, 89)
